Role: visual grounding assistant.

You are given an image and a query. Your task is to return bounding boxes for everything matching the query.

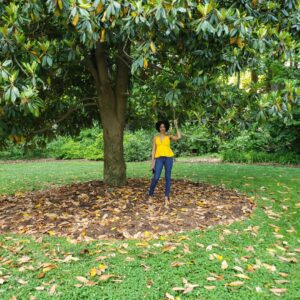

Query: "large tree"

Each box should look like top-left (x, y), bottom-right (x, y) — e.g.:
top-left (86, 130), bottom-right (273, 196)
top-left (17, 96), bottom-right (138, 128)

top-left (0, 0), bottom-right (298, 186)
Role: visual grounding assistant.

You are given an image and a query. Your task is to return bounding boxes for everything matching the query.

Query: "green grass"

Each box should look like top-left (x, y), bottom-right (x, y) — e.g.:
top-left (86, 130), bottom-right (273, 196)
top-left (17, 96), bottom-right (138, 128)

top-left (0, 160), bottom-right (300, 299)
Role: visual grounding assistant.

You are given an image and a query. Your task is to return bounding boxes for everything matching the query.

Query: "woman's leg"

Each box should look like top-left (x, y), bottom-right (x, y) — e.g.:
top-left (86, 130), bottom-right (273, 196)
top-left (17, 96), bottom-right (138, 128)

top-left (148, 157), bottom-right (164, 196)
top-left (164, 157), bottom-right (173, 197)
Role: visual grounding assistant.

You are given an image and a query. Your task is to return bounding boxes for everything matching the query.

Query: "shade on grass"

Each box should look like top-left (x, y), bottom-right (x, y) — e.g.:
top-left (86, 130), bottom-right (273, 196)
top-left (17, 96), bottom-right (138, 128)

top-left (0, 160), bottom-right (299, 299)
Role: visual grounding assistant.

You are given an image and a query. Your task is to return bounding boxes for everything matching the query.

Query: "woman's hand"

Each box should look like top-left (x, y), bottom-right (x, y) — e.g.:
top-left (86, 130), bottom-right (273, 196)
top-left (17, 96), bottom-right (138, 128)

top-left (174, 119), bottom-right (178, 128)
top-left (150, 159), bottom-right (155, 171)
top-left (170, 119), bottom-right (181, 141)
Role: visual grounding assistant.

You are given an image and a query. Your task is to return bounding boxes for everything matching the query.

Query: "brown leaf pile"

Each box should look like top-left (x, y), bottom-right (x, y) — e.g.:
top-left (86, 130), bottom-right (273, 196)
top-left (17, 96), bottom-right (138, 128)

top-left (0, 178), bottom-right (255, 240)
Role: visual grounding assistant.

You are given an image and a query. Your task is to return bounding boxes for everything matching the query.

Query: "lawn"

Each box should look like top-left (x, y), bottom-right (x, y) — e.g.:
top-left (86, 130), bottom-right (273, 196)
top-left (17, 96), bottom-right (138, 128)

top-left (0, 160), bottom-right (299, 299)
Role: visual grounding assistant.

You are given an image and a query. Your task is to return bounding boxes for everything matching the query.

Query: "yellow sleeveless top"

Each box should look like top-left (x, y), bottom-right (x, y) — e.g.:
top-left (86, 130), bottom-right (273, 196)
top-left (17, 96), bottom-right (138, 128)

top-left (154, 135), bottom-right (174, 158)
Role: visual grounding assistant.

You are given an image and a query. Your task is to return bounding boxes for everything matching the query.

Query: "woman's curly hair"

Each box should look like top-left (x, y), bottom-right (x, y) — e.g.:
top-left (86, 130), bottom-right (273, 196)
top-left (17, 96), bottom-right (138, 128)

top-left (155, 120), bottom-right (170, 132)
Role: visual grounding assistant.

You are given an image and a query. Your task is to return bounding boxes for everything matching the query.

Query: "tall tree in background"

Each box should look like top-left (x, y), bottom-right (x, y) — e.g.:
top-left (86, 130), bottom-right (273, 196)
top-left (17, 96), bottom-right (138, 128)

top-left (0, 0), bottom-right (298, 186)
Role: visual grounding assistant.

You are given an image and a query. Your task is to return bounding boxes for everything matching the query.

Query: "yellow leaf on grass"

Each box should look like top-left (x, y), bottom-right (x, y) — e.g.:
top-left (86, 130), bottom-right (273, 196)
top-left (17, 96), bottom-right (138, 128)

top-left (43, 264), bottom-right (57, 273)
top-left (90, 268), bottom-right (97, 277)
top-left (234, 274), bottom-right (250, 279)
top-left (98, 264), bottom-right (107, 271)
top-left (247, 264), bottom-right (254, 272)
top-left (143, 231), bottom-right (152, 237)
top-left (136, 241), bottom-right (149, 248)
top-left (162, 245), bottom-right (177, 252)
top-left (225, 281), bottom-right (244, 286)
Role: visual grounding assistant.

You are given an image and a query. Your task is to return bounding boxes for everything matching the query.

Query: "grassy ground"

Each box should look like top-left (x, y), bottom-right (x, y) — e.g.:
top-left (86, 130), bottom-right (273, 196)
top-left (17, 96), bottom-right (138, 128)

top-left (0, 160), bottom-right (299, 299)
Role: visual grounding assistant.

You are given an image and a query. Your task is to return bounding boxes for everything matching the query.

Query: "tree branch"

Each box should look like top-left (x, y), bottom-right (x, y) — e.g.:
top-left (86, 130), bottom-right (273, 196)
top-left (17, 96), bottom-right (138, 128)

top-left (95, 41), bottom-right (111, 86)
top-left (32, 102), bottom-right (97, 134)
top-left (85, 54), bottom-right (101, 89)
top-left (94, 41), bottom-right (116, 115)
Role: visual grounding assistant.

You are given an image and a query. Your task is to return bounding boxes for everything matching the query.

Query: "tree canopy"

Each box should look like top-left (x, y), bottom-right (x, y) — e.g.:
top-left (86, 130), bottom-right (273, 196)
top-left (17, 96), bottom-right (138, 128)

top-left (0, 0), bottom-right (299, 184)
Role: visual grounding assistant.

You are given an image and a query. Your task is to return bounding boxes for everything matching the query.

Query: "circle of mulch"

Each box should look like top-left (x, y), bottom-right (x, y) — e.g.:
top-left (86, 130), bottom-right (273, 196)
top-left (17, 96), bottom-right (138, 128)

top-left (0, 178), bottom-right (256, 241)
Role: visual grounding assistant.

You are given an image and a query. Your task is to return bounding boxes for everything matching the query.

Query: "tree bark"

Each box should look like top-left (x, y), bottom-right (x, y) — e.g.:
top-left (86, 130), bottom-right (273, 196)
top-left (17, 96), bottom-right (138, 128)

top-left (86, 40), bottom-right (131, 186)
top-left (251, 70), bottom-right (258, 92)
top-left (251, 70), bottom-right (258, 83)
top-left (237, 71), bottom-right (241, 89)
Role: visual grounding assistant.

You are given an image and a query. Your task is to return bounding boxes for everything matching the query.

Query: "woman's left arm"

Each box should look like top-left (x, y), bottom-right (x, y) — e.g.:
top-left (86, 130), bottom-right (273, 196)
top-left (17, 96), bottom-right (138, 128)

top-left (170, 119), bottom-right (181, 141)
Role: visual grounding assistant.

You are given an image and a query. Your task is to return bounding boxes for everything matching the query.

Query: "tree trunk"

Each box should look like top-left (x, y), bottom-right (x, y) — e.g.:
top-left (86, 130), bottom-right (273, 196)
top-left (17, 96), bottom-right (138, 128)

top-left (251, 70), bottom-right (258, 83)
top-left (237, 71), bottom-right (241, 89)
top-left (86, 40), bottom-right (131, 186)
top-left (102, 114), bottom-right (126, 186)
top-left (251, 70), bottom-right (258, 92)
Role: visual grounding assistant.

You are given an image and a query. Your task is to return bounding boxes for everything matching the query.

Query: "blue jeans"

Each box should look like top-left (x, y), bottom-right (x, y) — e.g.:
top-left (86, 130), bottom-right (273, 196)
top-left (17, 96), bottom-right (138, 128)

top-left (148, 156), bottom-right (174, 197)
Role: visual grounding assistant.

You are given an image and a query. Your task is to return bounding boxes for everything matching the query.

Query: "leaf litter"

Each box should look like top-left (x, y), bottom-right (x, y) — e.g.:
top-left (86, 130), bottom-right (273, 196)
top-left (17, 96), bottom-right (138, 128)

top-left (0, 178), bottom-right (255, 240)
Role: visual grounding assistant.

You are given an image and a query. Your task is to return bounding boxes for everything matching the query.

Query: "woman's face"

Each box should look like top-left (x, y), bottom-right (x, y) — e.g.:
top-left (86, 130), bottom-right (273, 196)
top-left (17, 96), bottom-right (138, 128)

top-left (159, 123), bottom-right (166, 133)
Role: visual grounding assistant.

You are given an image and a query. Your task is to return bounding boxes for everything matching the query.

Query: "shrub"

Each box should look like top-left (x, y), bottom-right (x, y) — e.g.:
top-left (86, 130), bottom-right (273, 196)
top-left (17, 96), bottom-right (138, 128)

top-left (124, 129), bottom-right (152, 162)
top-left (222, 150), bottom-right (300, 164)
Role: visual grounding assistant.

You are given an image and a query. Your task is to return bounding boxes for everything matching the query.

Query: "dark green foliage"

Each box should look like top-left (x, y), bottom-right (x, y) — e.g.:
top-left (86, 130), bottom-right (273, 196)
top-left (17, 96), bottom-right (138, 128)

top-left (1, 119), bottom-right (299, 165)
top-left (46, 127), bottom-right (104, 160)
top-left (124, 129), bottom-right (152, 162)
top-left (221, 128), bottom-right (274, 153)
top-left (222, 150), bottom-right (300, 164)
top-left (171, 123), bottom-right (221, 156)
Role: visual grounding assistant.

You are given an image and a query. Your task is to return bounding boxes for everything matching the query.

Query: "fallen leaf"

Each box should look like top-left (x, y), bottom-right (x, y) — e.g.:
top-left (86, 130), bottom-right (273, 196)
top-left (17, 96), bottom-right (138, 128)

top-left (233, 274), bottom-right (250, 279)
top-left (62, 255), bottom-right (79, 262)
top-left (17, 279), bottom-right (28, 285)
top-left (146, 279), bottom-right (154, 288)
top-left (49, 284), bottom-right (58, 295)
top-left (37, 273), bottom-right (45, 279)
top-left (225, 281), bottom-right (244, 286)
top-left (171, 261), bottom-right (185, 267)
top-left (207, 277), bottom-right (217, 281)
top-left (204, 285), bottom-right (216, 290)
top-left (18, 256), bottom-right (31, 264)
top-left (165, 293), bottom-right (175, 300)
top-left (162, 245), bottom-right (177, 252)
top-left (99, 274), bottom-right (115, 281)
top-left (42, 263), bottom-right (57, 273)
top-left (275, 280), bottom-right (289, 284)
top-left (183, 244), bottom-right (191, 253)
top-left (76, 276), bottom-right (89, 284)
top-left (90, 268), bottom-right (97, 277)
top-left (221, 260), bottom-right (228, 270)
top-left (270, 288), bottom-right (287, 295)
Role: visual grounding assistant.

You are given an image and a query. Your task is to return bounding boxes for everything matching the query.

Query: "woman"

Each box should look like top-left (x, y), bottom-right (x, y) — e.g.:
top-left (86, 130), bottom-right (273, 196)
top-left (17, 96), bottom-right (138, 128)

top-left (147, 119), bottom-right (181, 206)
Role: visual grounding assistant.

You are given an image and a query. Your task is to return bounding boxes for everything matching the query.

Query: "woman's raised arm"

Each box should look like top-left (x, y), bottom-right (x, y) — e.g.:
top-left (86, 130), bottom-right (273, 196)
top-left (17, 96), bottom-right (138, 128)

top-left (169, 120), bottom-right (181, 141)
